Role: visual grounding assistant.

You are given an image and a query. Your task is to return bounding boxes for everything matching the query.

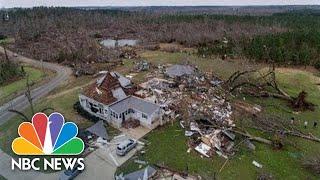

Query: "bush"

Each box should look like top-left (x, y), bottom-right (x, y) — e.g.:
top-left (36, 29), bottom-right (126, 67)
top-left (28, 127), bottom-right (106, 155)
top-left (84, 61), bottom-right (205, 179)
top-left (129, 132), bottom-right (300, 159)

top-left (0, 34), bottom-right (7, 40)
top-left (93, 33), bottom-right (103, 39)
top-left (314, 60), bottom-right (320, 70)
top-left (73, 101), bottom-right (103, 122)
top-left (0, 59), bottom-right (23, 84)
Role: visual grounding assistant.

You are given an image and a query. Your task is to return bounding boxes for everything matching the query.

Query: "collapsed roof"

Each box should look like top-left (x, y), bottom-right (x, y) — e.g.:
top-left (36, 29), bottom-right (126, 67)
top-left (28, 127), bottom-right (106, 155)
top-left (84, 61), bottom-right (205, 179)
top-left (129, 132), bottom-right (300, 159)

top-left (83, 71), bottom-right (136, 105)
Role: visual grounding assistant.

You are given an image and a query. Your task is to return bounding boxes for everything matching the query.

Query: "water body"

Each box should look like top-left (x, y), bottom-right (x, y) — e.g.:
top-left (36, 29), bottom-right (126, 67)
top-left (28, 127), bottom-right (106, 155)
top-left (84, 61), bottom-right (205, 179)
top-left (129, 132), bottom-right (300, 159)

top-left (100, 39), bottom-right (139, 48)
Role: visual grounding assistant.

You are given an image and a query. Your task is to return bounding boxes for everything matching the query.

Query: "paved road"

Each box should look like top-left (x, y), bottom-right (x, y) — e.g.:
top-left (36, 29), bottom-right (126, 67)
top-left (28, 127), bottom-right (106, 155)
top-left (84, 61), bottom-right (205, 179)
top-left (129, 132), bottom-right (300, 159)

top-left (0, 47), bottom-right (72, 125)
top-left (0, 148), bottom-right (60, 180)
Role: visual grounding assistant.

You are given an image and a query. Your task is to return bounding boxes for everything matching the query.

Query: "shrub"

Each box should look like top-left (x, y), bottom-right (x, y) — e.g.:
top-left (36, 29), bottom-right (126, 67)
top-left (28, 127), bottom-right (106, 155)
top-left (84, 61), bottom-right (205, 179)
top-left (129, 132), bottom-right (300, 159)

top-left (73, 101), bottom-right (102, 122)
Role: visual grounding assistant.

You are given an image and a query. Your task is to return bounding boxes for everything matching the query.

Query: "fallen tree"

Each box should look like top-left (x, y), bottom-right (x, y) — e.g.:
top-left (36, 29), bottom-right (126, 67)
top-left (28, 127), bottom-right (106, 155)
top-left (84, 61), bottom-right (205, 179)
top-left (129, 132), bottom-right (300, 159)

top-left (225, 65), bottom-right (315, 111)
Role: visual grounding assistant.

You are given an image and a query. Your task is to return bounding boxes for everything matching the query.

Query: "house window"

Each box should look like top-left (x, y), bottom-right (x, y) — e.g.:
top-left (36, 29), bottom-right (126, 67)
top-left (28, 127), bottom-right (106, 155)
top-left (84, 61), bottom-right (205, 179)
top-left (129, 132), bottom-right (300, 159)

top-left (98, 104), bottom-right (104, 114)
top-left (142, 113), bottom-right (148, 119)
top-left (85, 100), bottom-right (90, 108)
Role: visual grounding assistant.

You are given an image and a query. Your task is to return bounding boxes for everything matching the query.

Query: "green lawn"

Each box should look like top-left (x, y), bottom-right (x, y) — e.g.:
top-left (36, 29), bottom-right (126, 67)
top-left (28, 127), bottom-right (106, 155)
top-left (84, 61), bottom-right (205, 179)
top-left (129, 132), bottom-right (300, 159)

top-left (117, 64), bottom-right (320, 179)
top-left (0, 66), bottom-right (48, 104)
top-left (0, 175), bottom-right (6, 180)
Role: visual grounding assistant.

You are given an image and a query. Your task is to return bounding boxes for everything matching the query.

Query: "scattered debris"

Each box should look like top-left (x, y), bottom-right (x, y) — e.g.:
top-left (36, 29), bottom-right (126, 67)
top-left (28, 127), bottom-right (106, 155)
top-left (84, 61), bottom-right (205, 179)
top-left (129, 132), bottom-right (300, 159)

top-left (134, 159), bottom-right (148, 165)
top-left (252, 160), bottom-right (263, 168)
top-left (119, 47), bottom-right (138, 59)
top-left (154, 164), bottom-right (200, 180)
top-left (185, 131), bottom-right (194, 137)
top-left (122, 118), bottom-right (140, 129)
top-left (244, 139), bottom-right (256, 151)
top-left (194, 142), bottom-right (212, 158)
top-left (180, 121), bottom-right (185, 129)
top-left (133, 60), bottom-right (150, 72)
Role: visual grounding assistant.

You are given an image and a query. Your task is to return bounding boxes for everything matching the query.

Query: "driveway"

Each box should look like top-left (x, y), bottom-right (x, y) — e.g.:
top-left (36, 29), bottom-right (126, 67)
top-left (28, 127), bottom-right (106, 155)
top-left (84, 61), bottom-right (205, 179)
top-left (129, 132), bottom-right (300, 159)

top-left (119, 126), bottom-right (151, 140)
top-left (0, 47), bottom-right (72, 125)
top-left (77, 134), bottom-right (144, 180)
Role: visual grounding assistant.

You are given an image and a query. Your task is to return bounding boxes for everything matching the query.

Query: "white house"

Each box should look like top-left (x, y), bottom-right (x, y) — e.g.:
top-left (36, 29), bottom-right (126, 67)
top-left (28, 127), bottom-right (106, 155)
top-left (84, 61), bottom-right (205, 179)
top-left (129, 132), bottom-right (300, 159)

top-left (79, 71), bottom-right (163, 129)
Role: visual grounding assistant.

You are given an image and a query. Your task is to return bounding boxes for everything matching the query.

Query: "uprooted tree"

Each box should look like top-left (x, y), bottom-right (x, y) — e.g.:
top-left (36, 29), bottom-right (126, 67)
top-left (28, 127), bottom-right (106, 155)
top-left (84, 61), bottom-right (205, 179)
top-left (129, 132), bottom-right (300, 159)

top-left (224, 65), bottom-right (315, 111)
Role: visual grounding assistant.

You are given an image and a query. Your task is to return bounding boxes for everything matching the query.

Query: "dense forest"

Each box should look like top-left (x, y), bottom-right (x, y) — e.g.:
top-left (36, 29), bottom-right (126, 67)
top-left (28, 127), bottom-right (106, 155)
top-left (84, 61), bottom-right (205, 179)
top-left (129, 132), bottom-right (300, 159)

top-left (0, 7), bottom-right (320, 69)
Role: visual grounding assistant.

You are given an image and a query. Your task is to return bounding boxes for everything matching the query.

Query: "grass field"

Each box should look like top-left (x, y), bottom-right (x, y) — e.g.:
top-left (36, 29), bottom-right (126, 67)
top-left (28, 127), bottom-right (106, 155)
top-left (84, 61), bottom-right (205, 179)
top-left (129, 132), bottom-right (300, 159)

top-left (0, 66), bottom-right (51, 105)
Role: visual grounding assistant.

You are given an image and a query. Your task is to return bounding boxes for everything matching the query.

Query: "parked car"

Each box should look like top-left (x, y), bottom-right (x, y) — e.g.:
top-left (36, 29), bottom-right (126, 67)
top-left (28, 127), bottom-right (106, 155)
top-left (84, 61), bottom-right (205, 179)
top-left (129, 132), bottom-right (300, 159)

top-left (59, 163), bottom-right (83, 180)
top-left (116, 138), bottom-right (137, 156)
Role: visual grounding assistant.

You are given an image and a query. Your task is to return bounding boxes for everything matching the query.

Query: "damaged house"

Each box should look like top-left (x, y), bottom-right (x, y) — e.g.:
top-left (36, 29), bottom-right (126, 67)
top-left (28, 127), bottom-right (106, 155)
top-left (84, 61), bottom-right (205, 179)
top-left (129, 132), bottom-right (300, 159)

top-left (79, 71), bottom-right (163, 129)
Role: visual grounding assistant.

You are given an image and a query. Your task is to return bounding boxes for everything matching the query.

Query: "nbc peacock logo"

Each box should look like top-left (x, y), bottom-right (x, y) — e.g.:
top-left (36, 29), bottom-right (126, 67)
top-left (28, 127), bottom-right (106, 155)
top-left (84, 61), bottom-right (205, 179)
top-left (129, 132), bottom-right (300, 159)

top-left (12, 112), bottom-right (84, 155)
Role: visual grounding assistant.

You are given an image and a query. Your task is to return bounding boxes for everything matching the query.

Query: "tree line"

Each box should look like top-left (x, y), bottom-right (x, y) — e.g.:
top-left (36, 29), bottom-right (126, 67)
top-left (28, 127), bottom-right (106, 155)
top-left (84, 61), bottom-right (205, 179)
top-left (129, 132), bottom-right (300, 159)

top-left (1, 7), bottom-right (320, 68)
top-left (197, 10), bottom-right (320, 69)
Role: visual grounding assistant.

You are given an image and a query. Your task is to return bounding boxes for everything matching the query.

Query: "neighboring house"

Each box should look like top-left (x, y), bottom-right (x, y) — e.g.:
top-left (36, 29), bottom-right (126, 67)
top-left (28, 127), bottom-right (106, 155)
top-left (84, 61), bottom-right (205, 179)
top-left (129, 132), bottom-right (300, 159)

top-left (86, 120), bottom-right (109, 140)
top-left (116, 165), bottom-right (157, 180)
top-left (165, 64), bottom-right (195, 78)
top-left (79, 72), bottom-right (163, 129)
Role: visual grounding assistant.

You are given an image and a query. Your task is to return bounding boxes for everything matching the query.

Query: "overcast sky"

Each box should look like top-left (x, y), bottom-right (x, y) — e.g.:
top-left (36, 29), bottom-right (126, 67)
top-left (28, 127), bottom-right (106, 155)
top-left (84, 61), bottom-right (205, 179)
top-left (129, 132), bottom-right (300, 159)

top-left (2, 0), bottom-right (320, 8)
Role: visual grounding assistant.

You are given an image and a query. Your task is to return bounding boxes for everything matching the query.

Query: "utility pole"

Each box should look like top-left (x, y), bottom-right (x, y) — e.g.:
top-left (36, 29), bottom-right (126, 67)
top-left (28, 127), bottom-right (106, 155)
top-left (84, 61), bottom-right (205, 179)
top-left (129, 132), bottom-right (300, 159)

top-left (3, 45), bottom-right (9, 62)
top-left (41, 59), bottom-right (46, 76)
top-left (25, 75), bottom-right (34, 115)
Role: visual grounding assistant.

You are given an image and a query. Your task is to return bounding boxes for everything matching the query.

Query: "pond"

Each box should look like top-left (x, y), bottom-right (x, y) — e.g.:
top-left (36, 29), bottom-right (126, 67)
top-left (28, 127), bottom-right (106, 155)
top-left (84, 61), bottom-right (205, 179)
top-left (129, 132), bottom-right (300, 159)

top-left (100, 39), bottom-right (139, 48)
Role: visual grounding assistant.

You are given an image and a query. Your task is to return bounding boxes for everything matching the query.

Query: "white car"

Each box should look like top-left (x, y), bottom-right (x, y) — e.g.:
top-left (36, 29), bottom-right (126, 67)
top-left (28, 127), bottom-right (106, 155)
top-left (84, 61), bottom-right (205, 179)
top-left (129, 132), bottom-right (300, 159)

top-left (116, 139), bottom-right (137, 156)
